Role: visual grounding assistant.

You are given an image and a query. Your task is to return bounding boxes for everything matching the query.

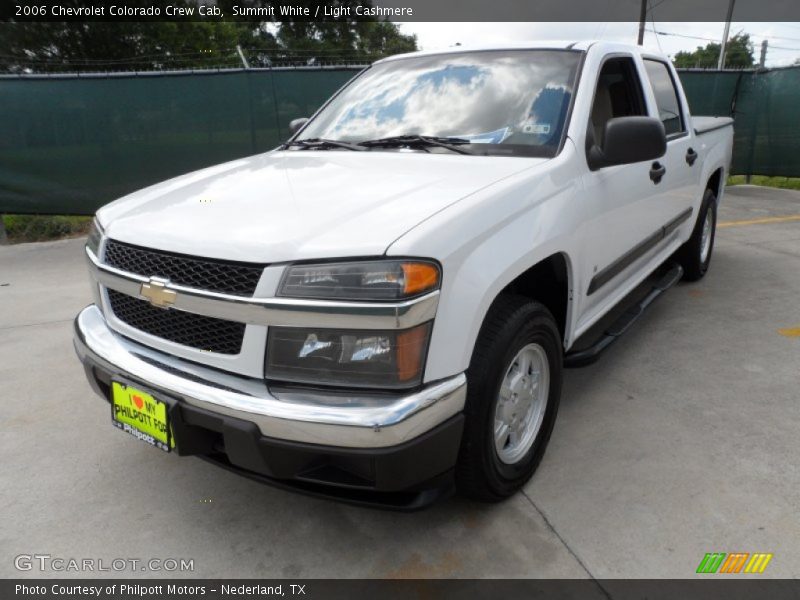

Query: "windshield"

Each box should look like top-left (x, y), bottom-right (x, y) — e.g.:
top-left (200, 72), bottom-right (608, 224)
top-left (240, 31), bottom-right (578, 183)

top-left (296, 50), bottom-right (582, 157)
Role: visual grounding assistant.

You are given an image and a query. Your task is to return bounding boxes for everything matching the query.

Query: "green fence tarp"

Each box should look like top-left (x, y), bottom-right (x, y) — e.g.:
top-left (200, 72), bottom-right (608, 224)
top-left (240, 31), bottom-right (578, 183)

top-left (0, 68), bottom-right (359, 214)
top-left (678, 67), bottom-right (800, 180)
top-left (1, 65), bottom-right (799, 215)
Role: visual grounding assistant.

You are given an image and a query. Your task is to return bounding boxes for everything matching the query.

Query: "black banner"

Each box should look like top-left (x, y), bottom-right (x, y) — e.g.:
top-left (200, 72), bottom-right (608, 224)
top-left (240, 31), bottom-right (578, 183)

top-left (2, 0), bottom-right (800, 23)
top-left (4, 580), bottom-right (800, 600)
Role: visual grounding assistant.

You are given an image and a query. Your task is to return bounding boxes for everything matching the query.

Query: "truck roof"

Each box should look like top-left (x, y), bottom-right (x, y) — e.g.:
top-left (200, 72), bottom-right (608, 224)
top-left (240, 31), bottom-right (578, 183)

top-left (376, 40), bottom-right (666, 63)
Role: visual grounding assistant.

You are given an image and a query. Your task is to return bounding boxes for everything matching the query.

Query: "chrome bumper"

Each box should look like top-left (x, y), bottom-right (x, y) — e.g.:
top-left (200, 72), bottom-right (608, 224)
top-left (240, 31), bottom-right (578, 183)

top-left (73, 305), bottom-right (466, 448)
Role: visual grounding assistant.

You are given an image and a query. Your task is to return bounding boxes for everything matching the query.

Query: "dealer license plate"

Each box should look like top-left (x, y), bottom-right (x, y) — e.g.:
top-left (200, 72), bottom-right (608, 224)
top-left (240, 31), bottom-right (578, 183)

top-left (111, 381), bottom-right (174, 452)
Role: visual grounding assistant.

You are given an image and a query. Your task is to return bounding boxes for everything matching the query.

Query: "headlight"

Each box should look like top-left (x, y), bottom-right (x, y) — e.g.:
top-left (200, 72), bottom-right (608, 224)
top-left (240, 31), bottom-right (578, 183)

top-left (86, 218), bottom-right (104, 256)
top-left (278, 260), bottom-right (440, 301)
top-left (266, 322), bottom-right (431, 389)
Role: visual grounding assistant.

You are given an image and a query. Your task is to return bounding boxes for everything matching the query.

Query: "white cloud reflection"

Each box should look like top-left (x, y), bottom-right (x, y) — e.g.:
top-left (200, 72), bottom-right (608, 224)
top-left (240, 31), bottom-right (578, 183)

top-left (300, 51), bottom-right (579, 146)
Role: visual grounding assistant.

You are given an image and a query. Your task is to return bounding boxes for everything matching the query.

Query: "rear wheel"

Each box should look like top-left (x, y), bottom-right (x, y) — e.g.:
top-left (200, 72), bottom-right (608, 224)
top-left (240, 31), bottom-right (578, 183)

top-left (676, 188), bottom-right (717, 281)
top-left (456, 295), bottom-right (562, 502)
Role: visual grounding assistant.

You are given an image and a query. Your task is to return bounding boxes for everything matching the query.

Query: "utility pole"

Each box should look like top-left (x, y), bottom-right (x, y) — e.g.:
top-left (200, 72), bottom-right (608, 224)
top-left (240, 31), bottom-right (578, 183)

top-left (236, 45), bottom-right (250, 69)
top-left (717, 0), bottom-right (736, 69)
top-left (749, 38), bottom-right (768, 183)
top-left (637, 0), bottom-right (647, 45)
top-left (759, 39), bottom-right (768, 69)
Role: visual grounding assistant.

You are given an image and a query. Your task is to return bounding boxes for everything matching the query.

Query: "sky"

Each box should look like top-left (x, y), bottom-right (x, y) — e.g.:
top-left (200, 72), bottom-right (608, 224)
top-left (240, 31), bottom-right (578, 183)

top-left (396, 22), bottom-right (800, 67)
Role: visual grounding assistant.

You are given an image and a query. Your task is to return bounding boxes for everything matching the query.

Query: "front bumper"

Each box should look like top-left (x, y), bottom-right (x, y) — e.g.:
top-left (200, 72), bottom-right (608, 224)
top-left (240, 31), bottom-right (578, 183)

top-left (74, 305), bottom-right (466, 508)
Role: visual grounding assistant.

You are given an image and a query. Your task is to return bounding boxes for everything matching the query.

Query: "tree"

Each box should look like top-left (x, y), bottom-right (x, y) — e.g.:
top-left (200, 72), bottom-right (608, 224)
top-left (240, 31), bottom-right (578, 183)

top-left (673, 33), bottom-right (755, 69)
top-left (264, 1), bottom-right (416, 65)
top-left (0, 21), bottom-right (264, 72)
top-left (0, 0), bottom-right (417, 73)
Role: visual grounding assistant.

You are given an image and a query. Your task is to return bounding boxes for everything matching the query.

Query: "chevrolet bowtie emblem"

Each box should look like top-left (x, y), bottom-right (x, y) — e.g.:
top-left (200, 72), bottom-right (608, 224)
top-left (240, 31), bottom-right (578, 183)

top-left (140, 277), bottom-right (177, 309)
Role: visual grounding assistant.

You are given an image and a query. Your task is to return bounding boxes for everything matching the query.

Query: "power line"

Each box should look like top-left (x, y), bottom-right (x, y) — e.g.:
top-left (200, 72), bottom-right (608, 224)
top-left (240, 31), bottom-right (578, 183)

top-left (759, 33), bottom-right (800, 43)
top-left (646, 29), bottom-right (720, 43)
top-left (648, 1), bottom-right (664, 53)
top-left (646, 28), bottom-right (800, 53)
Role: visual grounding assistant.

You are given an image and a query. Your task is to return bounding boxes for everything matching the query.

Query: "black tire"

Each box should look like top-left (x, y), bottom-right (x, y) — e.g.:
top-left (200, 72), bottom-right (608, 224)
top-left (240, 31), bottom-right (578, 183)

top-left (455, 294), bottom-right (562, 502)
top-left (675, 188), bottom-right (717, 281)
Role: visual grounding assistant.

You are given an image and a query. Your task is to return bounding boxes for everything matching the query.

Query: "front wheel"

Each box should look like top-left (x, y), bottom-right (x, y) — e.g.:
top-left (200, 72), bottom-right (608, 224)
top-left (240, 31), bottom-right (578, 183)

top-left (456, 295), bottom-right (562, 502)
top-left (675, 188), bottom-right (717, 281)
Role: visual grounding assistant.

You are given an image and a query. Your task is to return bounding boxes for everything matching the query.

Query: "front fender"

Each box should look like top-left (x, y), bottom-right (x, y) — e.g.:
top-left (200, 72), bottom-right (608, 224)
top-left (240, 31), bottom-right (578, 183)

top-left (387, 144), bottom-right (583, 383)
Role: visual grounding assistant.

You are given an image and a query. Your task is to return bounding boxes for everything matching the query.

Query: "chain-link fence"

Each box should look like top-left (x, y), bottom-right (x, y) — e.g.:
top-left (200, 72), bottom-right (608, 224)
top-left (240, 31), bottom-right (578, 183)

top-left (1, 65), bottom-right (798, 215)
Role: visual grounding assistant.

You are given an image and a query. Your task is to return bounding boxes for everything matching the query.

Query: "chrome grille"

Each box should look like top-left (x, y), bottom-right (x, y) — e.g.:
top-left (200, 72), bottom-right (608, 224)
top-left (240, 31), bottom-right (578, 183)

top-left (104, 239), bottom-right (264, 296)
top-left (107, 289), bottom-right (245, 355)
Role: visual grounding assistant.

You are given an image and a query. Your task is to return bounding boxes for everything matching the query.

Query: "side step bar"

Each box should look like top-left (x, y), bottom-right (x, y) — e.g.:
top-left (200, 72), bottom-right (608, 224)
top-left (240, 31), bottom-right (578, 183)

top-left (564, 262), bottom-right (684, 368)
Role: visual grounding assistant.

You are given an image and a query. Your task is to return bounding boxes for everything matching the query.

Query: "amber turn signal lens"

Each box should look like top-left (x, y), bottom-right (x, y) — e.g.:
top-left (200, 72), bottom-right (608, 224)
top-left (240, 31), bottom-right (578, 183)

top-left (401, 262), bottom-right (440, 296)
top-left (396, 323), bottom-right (430, 382)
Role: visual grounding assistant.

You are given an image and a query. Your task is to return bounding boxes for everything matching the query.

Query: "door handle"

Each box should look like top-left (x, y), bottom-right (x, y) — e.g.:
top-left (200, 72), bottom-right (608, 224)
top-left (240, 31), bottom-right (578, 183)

top-left (649, 161), bottom-right (666, 184)
top-left (685, 147), bottom-right (698, 166)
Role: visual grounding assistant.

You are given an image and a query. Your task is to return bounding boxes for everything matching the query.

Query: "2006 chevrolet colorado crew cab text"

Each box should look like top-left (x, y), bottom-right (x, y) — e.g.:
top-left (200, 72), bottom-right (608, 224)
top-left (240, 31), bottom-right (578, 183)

top-left (74, 41), bottom-right (733, 508)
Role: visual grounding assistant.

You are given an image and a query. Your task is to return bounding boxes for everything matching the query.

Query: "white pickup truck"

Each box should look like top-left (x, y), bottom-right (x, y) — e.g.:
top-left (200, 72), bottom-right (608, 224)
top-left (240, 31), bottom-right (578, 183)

top-left (74, 41), bottom-right (733, 509)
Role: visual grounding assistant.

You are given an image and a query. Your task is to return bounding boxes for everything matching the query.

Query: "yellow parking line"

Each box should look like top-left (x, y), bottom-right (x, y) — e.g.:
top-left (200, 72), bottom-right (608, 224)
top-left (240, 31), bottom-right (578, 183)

top-left (718, 214), bottom-right (800, 228)
top-left (778, 327), bottom-right (800, 338)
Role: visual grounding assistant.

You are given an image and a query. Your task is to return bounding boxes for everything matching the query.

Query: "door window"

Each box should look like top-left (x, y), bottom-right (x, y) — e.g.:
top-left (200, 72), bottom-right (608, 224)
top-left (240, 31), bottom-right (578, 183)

top-left (643, 60), bottom-right (686, 136)
top-left (589, 57), bottom-right (647, 147)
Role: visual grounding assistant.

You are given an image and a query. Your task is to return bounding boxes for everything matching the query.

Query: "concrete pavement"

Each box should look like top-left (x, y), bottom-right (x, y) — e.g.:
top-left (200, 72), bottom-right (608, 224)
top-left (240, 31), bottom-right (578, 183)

top-left (1, 185), bottom-right (798, 579)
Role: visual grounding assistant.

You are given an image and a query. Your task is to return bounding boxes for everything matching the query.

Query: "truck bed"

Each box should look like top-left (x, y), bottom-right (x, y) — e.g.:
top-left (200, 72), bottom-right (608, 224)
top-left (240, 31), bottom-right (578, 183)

top-left (693, 116), bottom-right (734, 135)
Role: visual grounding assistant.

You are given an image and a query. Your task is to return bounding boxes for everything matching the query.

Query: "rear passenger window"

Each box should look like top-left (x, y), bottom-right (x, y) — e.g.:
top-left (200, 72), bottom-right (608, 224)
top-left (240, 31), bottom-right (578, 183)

top-left (643, 60), bottom-right (685, 136)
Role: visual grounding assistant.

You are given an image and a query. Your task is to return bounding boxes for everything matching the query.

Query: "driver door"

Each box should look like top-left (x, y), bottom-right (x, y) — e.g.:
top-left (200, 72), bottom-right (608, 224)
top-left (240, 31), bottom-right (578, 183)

top-left (576, 55), bottom-right (668, 332)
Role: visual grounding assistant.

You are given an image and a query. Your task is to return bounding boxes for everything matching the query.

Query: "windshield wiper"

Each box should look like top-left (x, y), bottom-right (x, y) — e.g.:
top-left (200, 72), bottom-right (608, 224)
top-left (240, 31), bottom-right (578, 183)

top-left (282, 138), bottom-right (366, 151)
top-left (358, 135), bottom-right (473, 155)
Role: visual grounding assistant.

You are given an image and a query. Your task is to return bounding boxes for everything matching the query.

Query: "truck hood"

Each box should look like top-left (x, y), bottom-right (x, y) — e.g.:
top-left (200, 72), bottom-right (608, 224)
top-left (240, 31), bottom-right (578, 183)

top-left (98, 150), bottom-right (543, 263)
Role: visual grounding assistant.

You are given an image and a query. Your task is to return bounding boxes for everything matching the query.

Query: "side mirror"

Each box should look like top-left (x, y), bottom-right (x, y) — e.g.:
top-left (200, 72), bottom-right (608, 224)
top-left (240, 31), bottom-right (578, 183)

top-left (288, 117), bottom-right (309, 135)
top-left (588, 116), bottom-right (666, 170)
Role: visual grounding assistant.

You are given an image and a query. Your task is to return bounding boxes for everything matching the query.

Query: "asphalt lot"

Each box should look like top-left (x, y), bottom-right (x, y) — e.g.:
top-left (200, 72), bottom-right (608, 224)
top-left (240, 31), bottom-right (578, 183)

top-left (1, 185), bottom-right (798, 580)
